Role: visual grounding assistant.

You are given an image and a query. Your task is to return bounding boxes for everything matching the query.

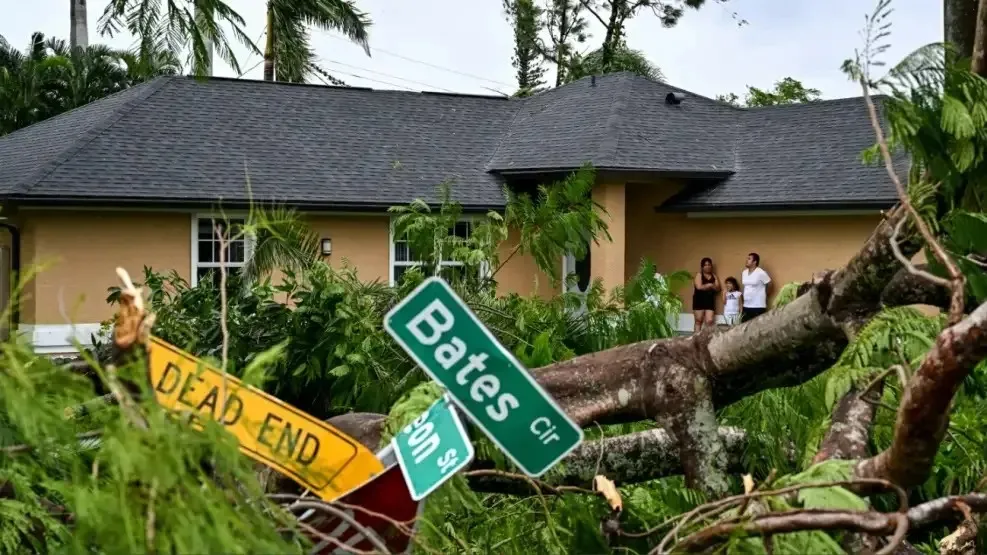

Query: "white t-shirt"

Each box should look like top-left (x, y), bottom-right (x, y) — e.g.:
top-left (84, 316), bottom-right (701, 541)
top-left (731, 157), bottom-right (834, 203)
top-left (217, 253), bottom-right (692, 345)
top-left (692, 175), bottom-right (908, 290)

top-left (742, 267), bottom-right (771, 308)
top-left (724, 291), bottom-right (741, 315)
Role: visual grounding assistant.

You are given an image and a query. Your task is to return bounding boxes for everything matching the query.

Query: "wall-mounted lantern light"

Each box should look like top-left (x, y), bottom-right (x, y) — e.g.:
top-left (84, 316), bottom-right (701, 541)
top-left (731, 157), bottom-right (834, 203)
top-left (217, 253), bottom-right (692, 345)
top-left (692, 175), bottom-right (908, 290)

top-left (321, 238), bottom-right (332, 256)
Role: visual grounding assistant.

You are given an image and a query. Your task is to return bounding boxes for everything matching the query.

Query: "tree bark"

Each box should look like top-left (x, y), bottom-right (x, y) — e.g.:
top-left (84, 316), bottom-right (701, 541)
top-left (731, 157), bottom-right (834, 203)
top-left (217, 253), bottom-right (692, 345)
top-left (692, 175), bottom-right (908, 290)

top-left (946, 0), bottom-right (980, 55)
top-left (263, 5), bottom-right (276, 82)
top-left (69, 0), bottom-right (88, 50)
top-left (855, 299), bottom-right (987, 487)
top-left (321, 412), bottom-right (753, 493)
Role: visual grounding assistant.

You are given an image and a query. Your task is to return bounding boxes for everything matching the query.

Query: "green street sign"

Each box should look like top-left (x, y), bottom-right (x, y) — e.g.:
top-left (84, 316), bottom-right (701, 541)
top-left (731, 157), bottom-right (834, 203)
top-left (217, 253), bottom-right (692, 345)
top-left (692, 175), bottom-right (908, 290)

top-left (384, 277), bottom-right (583, 477)
top-left (392, 394), bottom-right (474, 501)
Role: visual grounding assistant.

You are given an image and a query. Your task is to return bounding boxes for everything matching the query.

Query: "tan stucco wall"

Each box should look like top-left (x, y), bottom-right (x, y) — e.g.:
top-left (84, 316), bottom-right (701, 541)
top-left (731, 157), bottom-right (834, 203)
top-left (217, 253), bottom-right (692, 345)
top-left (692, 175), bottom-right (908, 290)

top-left (624, 182), bottom-right (883, 313)
top-left (496, 227), bottom-right (558, 299)
top-left (16, 210), bottom-right (555, 325)
top-left (305, 215), bottom-right (391, 283)
top-left (18, 210), bottom-right (192, 324)
top-left (591, 182), bottom-right (627, 291)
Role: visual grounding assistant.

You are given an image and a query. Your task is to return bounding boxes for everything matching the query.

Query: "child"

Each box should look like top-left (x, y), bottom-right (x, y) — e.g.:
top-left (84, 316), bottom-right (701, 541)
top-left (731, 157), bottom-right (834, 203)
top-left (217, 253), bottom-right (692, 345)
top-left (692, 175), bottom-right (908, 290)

top-left (723, 277), bottom-right (742, 326)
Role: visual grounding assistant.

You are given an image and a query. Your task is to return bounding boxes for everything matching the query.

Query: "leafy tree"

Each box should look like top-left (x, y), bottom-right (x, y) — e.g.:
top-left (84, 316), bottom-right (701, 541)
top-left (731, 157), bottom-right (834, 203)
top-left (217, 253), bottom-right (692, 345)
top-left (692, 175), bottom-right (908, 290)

top-left (262, 0), bottom-right (372, 83)
top-left (565, 42), bottom-right (664, 82)
top-left (579, 0), bottom-right (710, 72)
top-left (716, 77), bottom-right (822, 107)
top-left (540, 0), bottom-right (590, 86)
top-left (505, 0), bottom-right (548, 96)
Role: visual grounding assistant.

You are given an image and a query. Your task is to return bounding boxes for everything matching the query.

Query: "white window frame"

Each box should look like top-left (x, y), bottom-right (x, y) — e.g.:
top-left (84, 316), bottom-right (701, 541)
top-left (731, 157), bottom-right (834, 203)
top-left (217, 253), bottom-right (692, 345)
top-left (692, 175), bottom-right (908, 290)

top-left (190, 213), bottom-right (255, 287)
top-left (388, 215), bottom-right (488, 286)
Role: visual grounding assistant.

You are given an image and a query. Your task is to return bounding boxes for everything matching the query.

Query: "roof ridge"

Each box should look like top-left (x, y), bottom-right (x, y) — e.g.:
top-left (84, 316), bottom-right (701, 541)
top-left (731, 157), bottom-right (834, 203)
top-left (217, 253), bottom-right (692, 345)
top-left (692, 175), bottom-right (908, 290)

top-left (742, 94), bottom-right (888, 111)
top-left (596, 73), bottom-right (633, 166)
top-left (17, 76), bottom-right (176, 194)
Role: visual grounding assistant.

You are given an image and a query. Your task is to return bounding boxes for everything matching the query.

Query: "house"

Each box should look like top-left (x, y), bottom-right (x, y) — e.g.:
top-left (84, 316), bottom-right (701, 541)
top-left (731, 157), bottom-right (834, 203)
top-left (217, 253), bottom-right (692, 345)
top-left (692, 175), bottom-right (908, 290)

top-left (0, 71), bottom-right (897, 354)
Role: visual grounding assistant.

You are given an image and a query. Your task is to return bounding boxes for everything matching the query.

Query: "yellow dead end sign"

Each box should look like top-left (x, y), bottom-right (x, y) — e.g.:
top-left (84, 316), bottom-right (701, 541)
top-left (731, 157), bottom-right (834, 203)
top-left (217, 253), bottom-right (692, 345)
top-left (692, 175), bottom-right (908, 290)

top-left (146, 336), bottom-right (384, 501)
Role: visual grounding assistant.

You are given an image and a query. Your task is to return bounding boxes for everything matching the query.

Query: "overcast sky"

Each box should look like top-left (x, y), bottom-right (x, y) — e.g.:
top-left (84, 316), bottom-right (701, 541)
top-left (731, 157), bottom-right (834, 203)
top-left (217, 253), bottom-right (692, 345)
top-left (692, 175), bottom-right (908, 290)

top-left (5, 0), bottom-right (942, 100)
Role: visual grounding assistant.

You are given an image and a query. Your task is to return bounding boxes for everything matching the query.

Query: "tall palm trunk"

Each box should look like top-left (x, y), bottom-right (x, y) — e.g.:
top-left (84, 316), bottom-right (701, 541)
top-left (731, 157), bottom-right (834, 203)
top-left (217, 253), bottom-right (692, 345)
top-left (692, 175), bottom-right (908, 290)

top-left (263, 4), bottom-right (275, 81)
top-left (70, 0), bottom-right (88, 50)
top-left (194, 2), bottom-right (214, 76)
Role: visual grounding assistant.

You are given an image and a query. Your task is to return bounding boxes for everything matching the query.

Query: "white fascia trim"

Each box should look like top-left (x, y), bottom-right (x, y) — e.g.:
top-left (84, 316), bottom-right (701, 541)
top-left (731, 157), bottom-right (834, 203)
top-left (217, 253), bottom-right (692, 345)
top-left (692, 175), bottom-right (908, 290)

top-left (18, 323), bottom-right (106, 355)
top-left (685, 209), bottom-right (881, 219)
top-left (17, 206), bottom-right (397, 217)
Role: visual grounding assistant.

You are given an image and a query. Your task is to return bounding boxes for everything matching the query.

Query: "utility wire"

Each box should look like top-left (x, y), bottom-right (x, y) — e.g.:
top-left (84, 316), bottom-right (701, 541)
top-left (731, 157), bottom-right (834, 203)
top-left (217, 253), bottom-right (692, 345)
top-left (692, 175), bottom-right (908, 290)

top-left (313, 67), bottom-right (417, 91)
top-left (324, 32), bottom-right (513, 88)
top-left (317, 58), bottom-right (458, 92)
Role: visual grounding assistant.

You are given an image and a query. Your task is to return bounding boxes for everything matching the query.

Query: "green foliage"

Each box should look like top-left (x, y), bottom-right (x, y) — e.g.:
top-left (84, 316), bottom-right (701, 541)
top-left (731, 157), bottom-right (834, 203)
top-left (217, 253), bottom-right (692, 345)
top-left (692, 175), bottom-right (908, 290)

top-left (539, 0), bottom-right (589, 86)
top-left (0, 32), bottom-right (178, 136)
top-left (264, 0), bottom-right (372, 83)
top-left (771, 281), bottom-right (802, 308)
top-left (717, 77), bottom-right (822, 107)
top-left (504, 163), bottom-right (611, 284)
top-left (0, 342), bottom-right (307, 553)
top-left (505, 0), bottom-right (548, 96)
top-left (565, 43), bottom-right (664, 83)
top-left (97, 0), bottom-right (257, 77)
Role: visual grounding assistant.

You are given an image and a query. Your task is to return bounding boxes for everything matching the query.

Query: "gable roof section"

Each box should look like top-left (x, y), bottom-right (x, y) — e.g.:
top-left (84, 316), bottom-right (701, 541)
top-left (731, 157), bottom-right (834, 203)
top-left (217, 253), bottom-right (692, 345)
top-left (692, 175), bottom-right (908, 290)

top-left (0, 72), bottom-right (900, 211)
top-left (487, 72), bottom-right (737, 174)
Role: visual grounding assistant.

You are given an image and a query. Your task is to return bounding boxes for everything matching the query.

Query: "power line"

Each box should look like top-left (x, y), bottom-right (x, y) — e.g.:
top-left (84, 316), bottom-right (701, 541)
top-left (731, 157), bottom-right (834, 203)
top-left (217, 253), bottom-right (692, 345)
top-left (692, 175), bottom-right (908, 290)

top-left (317, 58), bottom-right (459, 93)
top-left (313, 67), bottom-right (417, 91)
top-left (324, 33), bottom-right (513, 88)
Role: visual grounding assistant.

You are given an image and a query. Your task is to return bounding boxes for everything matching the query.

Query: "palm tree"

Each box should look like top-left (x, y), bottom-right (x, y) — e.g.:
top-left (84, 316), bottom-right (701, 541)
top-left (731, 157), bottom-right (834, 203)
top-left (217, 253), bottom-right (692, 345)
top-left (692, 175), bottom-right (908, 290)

top-left (0, 33), bottom-right (180, 136)
top-left (70, 0), bottom-right (88, 50)
top-left (262, 0), bottom-right (372, 83)
top-left (96, 0), bottom-right (258, 78)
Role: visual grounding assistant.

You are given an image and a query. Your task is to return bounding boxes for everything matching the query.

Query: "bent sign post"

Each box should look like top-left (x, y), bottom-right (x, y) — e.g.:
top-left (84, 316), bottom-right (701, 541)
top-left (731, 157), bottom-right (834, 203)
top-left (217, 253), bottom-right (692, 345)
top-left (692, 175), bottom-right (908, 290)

top-left (392, 394), bottom-right (474, 500)
top-left (146, 337), bottom-right (384, 501)
top-left (384, 277), bottom-right (583, 477)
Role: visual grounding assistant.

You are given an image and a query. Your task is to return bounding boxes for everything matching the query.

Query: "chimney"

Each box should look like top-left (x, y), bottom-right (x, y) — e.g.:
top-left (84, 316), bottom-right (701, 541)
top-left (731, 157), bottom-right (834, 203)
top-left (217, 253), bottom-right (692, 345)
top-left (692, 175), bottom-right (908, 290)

top-left (666, 92), bottom-right (685, 105)
top-left (591, 75), bottom-right (596, 87)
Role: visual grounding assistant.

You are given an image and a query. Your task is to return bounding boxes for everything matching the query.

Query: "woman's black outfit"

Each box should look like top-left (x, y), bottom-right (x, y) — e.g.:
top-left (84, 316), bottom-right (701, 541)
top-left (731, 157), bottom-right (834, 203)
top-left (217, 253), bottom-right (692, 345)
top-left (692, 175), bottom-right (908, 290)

top-left (692, 273), bottom-right (716, 311)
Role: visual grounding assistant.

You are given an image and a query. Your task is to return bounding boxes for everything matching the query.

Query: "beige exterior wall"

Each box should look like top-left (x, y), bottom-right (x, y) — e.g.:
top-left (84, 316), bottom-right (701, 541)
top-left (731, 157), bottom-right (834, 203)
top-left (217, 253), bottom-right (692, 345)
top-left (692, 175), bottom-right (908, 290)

top-left (591, 182), bottom-right (627, 291)
top-left (623, 182), bottom-right (883, 313)
top-left (13, 185), bottom-right (881, 334)
top-left (17, 210), bottom-right (192, 325)
top-left (305, 215), bottom-right (391, 283)
top-left (15, 209), bottom-right (556, 327)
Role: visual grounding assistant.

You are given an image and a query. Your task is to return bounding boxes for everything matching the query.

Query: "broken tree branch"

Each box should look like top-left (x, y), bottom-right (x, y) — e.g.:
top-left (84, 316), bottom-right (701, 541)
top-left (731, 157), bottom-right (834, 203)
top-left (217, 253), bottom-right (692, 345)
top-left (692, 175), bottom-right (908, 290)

top-left (855, 299), bottom-right (987, 487)
top-left (858, 62), bottom-right (966, 324)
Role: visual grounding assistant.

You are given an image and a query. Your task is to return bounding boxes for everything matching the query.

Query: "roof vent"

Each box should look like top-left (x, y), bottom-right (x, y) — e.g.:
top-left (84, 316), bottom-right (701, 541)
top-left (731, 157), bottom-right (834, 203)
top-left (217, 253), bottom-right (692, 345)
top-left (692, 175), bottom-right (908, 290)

top-left (591, 75), bottom-right (596, 87)
top-left (666, 92), bottom-right (685, 105)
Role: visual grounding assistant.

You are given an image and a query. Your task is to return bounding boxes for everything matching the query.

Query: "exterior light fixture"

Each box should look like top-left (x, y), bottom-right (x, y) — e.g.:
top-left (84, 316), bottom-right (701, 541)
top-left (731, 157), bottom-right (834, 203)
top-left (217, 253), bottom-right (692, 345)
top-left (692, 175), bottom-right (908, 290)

top-left (321, 238), bottom-right (332, 256)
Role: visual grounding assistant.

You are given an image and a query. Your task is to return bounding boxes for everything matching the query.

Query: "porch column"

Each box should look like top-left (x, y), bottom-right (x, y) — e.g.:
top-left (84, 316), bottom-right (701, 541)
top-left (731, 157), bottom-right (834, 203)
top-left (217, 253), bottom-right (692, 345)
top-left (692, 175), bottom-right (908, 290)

top-left (590, 181), bottom-right (626, 291)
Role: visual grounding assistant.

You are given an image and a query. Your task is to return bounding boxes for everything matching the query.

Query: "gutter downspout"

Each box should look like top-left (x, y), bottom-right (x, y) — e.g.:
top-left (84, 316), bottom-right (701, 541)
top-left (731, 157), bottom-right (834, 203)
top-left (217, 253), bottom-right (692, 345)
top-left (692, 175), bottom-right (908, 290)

top-left (0, 223), bottom-right (21, 331)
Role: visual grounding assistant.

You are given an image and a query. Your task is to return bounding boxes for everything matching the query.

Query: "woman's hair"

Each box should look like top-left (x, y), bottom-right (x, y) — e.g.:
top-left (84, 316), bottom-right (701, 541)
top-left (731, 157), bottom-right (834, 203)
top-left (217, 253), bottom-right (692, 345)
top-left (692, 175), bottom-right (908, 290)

top-left (700, 257), bottom-right (713, 270)
top-left (725, 276), bottom-right (739, 290)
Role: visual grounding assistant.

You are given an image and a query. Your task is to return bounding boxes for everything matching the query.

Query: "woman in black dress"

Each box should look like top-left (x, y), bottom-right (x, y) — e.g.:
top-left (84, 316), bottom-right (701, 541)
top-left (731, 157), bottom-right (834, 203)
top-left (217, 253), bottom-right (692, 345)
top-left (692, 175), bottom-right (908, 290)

top-left (692, 257), bottom-right (719, 332)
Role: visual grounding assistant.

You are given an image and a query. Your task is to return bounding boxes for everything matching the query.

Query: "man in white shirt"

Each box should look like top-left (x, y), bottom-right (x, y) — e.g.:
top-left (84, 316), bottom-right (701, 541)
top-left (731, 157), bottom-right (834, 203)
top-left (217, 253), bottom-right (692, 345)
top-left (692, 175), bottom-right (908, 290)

top-left (741, 252), bottom-right (771, 322)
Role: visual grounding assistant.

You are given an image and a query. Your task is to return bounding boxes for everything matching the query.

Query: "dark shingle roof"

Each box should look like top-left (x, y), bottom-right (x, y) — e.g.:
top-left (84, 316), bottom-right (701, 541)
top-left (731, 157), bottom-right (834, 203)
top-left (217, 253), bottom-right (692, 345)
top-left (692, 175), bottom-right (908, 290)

top-left (0, 72), bottom-right (898, 210)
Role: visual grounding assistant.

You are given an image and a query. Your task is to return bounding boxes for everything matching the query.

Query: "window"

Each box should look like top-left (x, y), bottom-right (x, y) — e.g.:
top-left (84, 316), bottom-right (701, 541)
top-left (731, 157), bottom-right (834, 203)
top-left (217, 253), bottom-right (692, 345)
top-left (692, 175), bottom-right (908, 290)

top-left (192, 216), bottom-right (251, 288)
top-left (391, 220), bottom-right (474, 285)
